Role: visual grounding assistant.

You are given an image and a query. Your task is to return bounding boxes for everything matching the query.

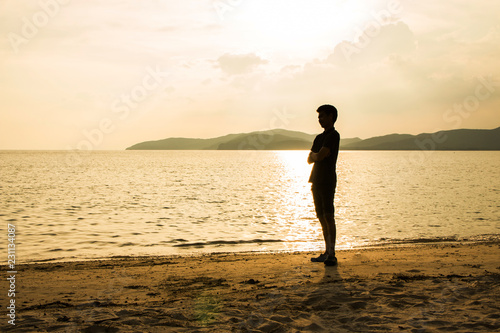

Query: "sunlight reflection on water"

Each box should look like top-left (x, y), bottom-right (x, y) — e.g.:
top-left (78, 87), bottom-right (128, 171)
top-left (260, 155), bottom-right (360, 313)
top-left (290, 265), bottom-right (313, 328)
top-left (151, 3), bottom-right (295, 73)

top-left (1, 150), bottom-right (498, 262)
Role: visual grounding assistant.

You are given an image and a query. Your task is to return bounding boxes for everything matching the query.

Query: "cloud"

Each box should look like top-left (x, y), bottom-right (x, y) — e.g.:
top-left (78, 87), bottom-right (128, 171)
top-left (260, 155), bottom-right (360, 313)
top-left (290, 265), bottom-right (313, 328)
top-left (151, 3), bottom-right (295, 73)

top-left (219, 14), bottom-right (500, 137)
top-left (328, 22), bottom-right (416, 67)
top-left (216, 53), bottom-right (268, 75)
top-left (1, 0), bottom-right (499, 148)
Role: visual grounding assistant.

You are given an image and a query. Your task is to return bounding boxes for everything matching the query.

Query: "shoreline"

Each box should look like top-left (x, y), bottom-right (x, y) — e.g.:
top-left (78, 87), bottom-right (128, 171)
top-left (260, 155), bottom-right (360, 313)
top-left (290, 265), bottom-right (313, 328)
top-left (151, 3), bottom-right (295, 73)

top-left (16, 235), bottom-right (500, 265)
top-left (3, 241), bottom-right (500, 332)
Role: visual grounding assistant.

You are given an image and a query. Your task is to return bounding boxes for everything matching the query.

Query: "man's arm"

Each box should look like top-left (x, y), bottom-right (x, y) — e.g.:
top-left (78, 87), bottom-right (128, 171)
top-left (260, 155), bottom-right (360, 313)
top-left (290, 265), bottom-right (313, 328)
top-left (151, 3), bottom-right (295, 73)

top-left (308, 147), bottom-right (331, 164)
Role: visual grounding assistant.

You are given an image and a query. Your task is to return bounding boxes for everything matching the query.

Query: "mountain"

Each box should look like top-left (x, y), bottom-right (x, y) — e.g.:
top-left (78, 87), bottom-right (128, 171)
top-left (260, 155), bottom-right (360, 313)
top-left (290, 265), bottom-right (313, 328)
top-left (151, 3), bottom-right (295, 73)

top-left (126, 129), bottom-right (357, 150)
top-left (342, 127), bottom-right (500, 150)
top-left (126, 133), bottom-right (241, 150)
top-left (216, 129), bottom-right (316, 150)
top-left (126, 127), bottom-right (500, 150)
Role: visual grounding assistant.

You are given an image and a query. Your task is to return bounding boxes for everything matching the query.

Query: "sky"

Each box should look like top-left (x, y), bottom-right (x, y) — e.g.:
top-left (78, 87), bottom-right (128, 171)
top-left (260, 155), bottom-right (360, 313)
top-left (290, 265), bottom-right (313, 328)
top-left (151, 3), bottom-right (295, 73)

top-left (0, 0), bottom-right (499, 150)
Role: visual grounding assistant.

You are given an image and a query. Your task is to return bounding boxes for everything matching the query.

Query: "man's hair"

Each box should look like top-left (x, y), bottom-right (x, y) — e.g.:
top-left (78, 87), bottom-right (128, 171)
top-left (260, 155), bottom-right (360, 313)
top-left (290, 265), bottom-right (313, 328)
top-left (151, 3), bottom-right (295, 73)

top-left (317, 104), bottom-right (338, 123)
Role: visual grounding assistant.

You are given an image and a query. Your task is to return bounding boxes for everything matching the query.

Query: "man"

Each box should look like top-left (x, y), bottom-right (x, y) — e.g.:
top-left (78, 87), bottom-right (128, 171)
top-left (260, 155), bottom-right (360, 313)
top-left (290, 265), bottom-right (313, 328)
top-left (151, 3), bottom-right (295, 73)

top-left (307, 104), bottom-right (340, 266)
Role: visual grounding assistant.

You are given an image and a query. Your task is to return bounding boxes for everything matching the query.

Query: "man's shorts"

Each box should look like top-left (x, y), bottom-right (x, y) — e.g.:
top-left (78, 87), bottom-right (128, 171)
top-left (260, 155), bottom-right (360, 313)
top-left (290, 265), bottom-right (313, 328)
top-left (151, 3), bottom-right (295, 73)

top-left (311, 182), bottom-right (336, 217)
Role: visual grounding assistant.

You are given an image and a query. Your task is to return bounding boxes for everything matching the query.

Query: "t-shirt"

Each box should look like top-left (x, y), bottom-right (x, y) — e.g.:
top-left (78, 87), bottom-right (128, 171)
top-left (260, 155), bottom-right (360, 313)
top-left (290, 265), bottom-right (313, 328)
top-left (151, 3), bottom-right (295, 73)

top-left (308, 127), bottom-right (340, 185)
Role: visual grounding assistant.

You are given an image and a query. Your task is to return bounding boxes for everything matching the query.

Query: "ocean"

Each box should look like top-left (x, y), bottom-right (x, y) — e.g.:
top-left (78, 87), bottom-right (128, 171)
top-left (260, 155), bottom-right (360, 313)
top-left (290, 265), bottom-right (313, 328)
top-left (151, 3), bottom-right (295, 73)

top-left (1, 150), bottom-right (499, 263)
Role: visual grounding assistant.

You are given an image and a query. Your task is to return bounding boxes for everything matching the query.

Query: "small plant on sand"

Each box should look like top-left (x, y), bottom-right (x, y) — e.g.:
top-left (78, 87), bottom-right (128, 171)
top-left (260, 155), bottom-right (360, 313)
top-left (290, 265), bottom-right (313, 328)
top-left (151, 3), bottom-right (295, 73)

top-left (194, 293), bottom-right (222, 326)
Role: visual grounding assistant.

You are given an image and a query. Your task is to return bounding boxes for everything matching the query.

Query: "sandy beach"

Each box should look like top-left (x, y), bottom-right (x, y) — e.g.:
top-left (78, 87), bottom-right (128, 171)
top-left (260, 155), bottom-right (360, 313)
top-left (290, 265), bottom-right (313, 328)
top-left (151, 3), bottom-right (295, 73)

top-left (3, 241), bottom-right (499, 332)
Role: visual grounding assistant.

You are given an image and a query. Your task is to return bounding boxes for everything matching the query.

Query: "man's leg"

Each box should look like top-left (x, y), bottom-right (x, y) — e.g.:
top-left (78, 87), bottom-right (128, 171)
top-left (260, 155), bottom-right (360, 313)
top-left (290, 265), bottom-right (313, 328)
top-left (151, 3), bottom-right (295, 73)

top-left (323, 213), bottom-right (337, 266)
top-left (323, 182), bottom-right (337, 266)
top-left (311, 184), bottom-right (327, 262)
top-left (311, 184), bottom-right (336, 263)
top-left (311, 214), bottom-right (329, 262)
top-left (324, 214), bottom-right (336, 256)
top-left (313, 214), bottom-right (337, 264)
top-left (318, 215), bottom-right (332, 255)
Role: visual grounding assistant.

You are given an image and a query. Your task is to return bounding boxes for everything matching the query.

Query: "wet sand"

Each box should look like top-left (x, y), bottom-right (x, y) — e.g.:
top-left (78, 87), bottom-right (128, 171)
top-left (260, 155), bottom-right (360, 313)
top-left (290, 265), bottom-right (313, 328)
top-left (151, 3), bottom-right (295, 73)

top-left (2, 242), bottom-right (500, 332)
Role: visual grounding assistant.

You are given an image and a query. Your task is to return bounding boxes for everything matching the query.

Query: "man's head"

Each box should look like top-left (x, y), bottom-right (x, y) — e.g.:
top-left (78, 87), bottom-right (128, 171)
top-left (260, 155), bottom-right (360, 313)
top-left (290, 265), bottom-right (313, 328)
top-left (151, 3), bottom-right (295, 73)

top-left (316, 104), bottom-right (338, 129)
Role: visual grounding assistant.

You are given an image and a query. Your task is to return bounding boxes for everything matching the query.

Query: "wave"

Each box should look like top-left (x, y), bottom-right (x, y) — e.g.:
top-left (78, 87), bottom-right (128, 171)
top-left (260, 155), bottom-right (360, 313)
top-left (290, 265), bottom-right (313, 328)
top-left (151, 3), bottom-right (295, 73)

top-left (368, 234), bottom-right (500, 248)
top-left (173, 238), bottom-right (283, 248)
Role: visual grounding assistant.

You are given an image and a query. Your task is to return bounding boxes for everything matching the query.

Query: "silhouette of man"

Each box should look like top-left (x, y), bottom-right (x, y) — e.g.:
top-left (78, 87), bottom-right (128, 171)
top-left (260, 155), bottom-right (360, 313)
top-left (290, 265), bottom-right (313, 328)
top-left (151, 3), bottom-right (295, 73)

top-left (307, 104), bottom-right (340, 266)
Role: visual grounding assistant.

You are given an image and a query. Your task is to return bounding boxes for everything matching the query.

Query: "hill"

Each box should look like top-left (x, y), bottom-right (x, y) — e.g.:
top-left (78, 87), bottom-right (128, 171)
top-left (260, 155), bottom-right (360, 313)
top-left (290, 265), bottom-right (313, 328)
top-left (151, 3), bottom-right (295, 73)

top-left (342, 127), bottom-right (500, 150)
top-left (126, 129), bottom-right (360, 150)
top-left (126, 127), bottom-right (500, 151)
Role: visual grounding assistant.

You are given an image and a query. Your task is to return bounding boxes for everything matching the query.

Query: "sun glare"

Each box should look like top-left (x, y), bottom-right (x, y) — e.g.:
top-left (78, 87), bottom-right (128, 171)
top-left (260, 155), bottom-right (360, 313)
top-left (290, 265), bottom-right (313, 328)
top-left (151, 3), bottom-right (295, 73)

top-left (277, 150), bottom-right (311, 180)
top-left (232, 1), bottom-right (368, 56)
top-left (273, 151), bottom-right (322, 252)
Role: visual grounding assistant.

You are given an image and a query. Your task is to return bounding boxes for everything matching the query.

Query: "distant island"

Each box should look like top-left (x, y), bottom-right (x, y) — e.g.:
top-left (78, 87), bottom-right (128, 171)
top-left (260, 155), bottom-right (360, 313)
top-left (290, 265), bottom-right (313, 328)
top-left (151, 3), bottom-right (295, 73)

top-left (126, 127), bottom-right (500, 151)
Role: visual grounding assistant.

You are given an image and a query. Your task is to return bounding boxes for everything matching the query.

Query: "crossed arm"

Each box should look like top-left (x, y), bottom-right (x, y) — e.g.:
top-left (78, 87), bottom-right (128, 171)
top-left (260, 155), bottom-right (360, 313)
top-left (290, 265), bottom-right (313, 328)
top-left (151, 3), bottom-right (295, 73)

top-left (307, 147), bottom-right (331, 164)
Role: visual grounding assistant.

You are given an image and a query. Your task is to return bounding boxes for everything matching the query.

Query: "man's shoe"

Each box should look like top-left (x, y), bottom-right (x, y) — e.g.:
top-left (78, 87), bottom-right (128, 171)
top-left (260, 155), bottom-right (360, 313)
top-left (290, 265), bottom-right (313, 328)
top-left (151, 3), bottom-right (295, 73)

top-left (324, 255), bottom-right (338, 266)
top-left (311, 253), bottom-right (328, 262)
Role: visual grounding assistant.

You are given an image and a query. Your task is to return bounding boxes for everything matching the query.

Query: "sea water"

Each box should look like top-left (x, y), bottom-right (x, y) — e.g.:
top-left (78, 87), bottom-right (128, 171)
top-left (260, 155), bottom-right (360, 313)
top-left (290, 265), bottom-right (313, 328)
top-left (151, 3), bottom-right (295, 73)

top-left (1, 150), bottom-right (499, 263)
